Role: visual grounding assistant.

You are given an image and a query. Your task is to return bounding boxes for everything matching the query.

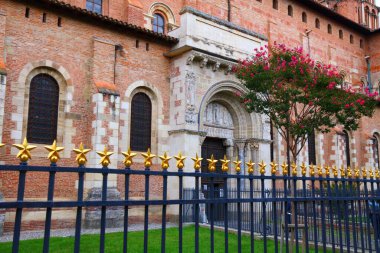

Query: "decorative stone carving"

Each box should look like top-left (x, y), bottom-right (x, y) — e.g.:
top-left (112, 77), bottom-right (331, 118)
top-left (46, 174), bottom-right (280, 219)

top-left (186, 55), bottom-right (195, 65)
top-left (184, 52), bottom-right (236, 75)
top-left (224, 65), bottom-right (232, 75)
top-left (185, 106), bottom-right (197, 124)
top-left (204, 102), bottom-right (234, 128)
top-left (200, 58), bottom-right (208, 68)
top-left (212, 62), bottom-right (221, 72)
top-left (185, 71), bottom-right (196, 106)
top-left (185, 71), bottom-right (197, 124)
top-left (249, 142), bottom-right (260, 150)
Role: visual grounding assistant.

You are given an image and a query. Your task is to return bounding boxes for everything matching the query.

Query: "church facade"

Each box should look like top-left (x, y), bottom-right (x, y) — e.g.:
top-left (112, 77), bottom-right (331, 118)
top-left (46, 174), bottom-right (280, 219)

top-left (0, 0), bottom-right (380, 230)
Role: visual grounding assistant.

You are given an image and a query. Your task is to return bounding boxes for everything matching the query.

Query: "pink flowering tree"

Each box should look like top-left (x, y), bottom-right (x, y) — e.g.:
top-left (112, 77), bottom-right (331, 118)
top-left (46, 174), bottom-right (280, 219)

top-left (234, 43), bottom-right (378, 164)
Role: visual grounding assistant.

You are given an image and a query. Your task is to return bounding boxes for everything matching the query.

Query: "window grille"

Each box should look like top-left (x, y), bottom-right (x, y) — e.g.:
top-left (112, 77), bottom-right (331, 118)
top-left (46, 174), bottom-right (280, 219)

top-left (27, 74), bottom-right (59, 144)
top-left (130, 93), bottom-right (152, 151)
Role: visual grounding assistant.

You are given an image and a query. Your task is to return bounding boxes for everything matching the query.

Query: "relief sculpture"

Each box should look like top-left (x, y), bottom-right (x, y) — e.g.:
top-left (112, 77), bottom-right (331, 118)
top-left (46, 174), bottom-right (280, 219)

top-left (185, 71), bottom-right (197, 124)
top-left (204, 102), bottom-right (233, 128)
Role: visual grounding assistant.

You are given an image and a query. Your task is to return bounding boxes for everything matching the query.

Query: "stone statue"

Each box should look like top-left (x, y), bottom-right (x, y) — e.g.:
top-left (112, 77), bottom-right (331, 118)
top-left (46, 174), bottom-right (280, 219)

top-left (185, 71), bottom-right (197, 124)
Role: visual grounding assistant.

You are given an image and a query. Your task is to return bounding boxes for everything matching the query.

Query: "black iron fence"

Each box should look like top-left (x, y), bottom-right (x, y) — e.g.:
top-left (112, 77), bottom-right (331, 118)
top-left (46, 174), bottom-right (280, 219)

top-left (183, 187), bottom-right (379, 252)
top-left (0, 146), bottom-right (380, 253)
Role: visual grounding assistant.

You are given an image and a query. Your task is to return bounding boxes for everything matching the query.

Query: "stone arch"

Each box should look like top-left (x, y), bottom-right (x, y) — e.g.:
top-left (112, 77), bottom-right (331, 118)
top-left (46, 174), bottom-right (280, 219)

top-left (120, 80), bottom-right (166, 156)
top-left (199, 81), bottom-right (263, 140)
top-left (14, 60), bottom-right (74, 157)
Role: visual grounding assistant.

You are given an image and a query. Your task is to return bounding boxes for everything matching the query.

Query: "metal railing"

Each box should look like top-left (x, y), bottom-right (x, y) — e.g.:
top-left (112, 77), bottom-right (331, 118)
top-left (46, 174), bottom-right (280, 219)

top-left (0, 141), bottom-right (380, 252)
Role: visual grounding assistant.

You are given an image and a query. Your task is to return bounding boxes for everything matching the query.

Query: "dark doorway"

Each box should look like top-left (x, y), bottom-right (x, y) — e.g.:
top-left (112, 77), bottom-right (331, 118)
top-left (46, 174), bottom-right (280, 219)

top-left (201, 137), bottom-right (226, 222)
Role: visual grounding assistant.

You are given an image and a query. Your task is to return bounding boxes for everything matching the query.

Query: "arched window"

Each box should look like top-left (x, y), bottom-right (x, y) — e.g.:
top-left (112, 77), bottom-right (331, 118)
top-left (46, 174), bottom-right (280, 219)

top-left (373, 9), bottom-right (377, 28)
top-left (273, 0), bottom-right (278, 10)
top-left (339, 29), bottom-right (343, 39)
top-left (27, 74), bottom-right (59, 144)
top-left (365, 6), bottom-right (370, 26)
top-left (328, 24), bottom-right (332, 34)
top-left (86, 0), bottom-right (102, 14)
top-left (373, 134), bottom-right (380, 169)
top-left (308, 131), bottom-right (316, 165)
top-left (152, 13), bottom-right (165, 34)
top-left (315, 18), bottom-right (320, 29)
top-left (288, 5), bottom-right (293, 17)
top-left (302, 12), bottom-right (307, 23)
top-left (343, 131), bottom-right (351, 167)
top-left (350, 34), bottom-right (354, 44)
top-left (130, 93), bottom-right (152, 151)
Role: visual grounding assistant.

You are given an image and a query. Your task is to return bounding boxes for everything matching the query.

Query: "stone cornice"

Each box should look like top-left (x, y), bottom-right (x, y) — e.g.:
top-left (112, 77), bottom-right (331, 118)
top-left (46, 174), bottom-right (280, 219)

top-left (179, 6), bottom-right (268, 41)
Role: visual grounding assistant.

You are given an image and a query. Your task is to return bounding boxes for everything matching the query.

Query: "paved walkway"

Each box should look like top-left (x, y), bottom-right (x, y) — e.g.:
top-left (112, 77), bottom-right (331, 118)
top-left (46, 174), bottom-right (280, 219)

top-left (0, 223), bottom-right (177, 242)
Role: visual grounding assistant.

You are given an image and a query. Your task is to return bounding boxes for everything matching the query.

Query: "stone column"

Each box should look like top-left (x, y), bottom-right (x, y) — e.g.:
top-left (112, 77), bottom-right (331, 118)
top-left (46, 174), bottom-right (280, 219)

top-left (166, 129), bottom-right (206, 218)
top-left (235, 141), bottom-right (246, 190)
top-left (248, 142), bottom-right (260, 189)
top-left (85, 91), bottom-right (123, 229)
top-left (224, 139), bottom-right (234, 189)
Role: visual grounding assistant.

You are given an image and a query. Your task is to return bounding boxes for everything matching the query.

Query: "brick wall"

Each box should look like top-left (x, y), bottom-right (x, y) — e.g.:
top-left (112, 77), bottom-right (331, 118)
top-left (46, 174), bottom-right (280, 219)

top-left (0, 0), bottom-right (172, 199)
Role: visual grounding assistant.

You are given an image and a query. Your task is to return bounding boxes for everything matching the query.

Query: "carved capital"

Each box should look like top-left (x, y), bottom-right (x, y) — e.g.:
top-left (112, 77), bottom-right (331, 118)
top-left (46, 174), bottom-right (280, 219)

top-left (235, 142), bottom-right (246, 151)
top-left (249, 142), bottom-right (260, 150)
top-left (223, 138), bottom-right (234, 147)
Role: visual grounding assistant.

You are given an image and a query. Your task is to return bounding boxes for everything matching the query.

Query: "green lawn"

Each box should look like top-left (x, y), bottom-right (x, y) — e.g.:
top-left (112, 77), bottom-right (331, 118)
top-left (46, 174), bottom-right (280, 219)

top-left (0, 225), bottom-right (327, 252)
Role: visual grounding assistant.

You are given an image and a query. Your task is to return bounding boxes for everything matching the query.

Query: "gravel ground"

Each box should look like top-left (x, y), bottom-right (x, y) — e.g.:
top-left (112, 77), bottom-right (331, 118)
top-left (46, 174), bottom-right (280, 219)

top-left (0, 223), bottom-right (177, 242)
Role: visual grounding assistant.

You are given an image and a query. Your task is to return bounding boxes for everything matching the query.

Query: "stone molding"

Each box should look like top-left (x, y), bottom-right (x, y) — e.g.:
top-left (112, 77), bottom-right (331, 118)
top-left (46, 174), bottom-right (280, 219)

top-left (185, 51), bottom-right (235, 75)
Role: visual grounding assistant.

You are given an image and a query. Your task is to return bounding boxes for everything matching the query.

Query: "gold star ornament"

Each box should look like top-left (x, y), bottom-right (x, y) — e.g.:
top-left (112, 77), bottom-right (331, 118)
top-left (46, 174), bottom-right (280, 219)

top-left (13, 138), bottom-right (37, 163)
top-left (45, 140), bottom-right (64, 164)
top-left (340, 165), bottom-right (346, 178)
top-left (191, 153), bottom-right (203, 171)
top-left (270, 161), bottom-right (278, 175)
top-left (259, 161), bottom-right (266, 175)
top-left (309, 164), bottom-right (315, 177)
top-left (174, 152), bottom-right (186, 170)
top-left (159, 152), bottom-right (172, 170)
top-left (369, 168), bottom-right (374, 179)
top-left (141, 148), bottom-right (155, 167)
top-left (207, 154), bottom-right (218, 172)
top-left (246, 160), bottom-right (255, 175)
top-left (220, 155), bottom-right (230, 173)
top-left (301, 162), bottom-right (307, 177)
top-left (291, 163), bottom-right (298, 176)
top-left (347, 167), bottom-right (353, 178)
top-left (233, 157), bottom-right (242, 173)
top-left (73, 143), bottom-right (91, 166)
top-left (96, 146), bottom-right (114, 167)
top-left (332, 165), bottom-right (338, 178)
top-left (122, 148), bottom-right (137, 167)
top-left (324, 165), bottom-right (330, 177)
top-left (281, 162), bottom-right (288, 176)
top-left (317, 165), bottom-right (323, 177)
top-left (362, 167), bottom-right (367, 178)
